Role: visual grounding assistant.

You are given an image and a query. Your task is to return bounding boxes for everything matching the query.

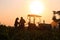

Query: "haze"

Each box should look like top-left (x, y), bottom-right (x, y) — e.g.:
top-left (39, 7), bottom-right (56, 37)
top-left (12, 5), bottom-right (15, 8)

top-left (0, 0), bottom-right (60, 26)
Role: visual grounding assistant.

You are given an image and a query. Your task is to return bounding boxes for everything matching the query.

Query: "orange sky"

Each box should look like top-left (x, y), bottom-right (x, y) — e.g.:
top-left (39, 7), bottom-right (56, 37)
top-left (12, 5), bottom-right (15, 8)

top-left (0, 0), bottom-right (60, 26)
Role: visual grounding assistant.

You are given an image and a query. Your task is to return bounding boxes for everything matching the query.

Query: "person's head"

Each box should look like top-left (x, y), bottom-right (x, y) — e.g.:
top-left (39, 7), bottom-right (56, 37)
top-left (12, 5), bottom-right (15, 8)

top-left (21, 17), bottom-right (23, 19)
top-left (16, 17), bottom-right (19, 20)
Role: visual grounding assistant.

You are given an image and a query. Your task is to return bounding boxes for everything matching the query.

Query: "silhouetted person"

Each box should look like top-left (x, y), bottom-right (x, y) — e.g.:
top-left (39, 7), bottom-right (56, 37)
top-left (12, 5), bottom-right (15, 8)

top-left (19, 17), bottom-right (25, 28)
top-left (14, 17), bottom-right (19, 27)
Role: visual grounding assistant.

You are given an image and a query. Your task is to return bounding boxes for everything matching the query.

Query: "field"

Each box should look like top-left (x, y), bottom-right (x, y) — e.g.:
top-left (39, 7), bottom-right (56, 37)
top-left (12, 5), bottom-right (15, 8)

top-left (0, 24), bottom-right (60, 40)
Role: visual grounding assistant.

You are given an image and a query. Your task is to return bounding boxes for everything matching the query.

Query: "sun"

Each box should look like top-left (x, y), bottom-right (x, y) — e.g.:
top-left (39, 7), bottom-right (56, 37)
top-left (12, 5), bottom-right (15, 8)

top-left (29, 0), bottom-right (45, 15)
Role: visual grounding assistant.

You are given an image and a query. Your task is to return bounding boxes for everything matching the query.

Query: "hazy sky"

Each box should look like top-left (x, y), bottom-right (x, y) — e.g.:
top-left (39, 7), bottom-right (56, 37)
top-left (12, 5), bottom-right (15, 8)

top-left (0, 0), bottom-right (60, 26)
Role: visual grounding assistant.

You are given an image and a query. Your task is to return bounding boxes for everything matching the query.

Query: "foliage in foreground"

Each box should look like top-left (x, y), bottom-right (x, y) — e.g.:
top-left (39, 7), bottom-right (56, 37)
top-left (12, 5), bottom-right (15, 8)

top-left (0, 25), bottom-right (60, 40)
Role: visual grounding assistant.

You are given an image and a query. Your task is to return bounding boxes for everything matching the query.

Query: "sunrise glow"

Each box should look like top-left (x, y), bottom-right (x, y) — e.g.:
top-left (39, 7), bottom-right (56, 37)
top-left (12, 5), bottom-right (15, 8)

top-left (29, 0), bottom-right (45, 15)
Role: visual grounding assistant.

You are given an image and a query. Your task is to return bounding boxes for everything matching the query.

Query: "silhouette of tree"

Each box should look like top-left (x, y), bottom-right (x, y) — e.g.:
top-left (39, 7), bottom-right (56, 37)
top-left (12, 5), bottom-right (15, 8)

top-left (52, 11), bottom-right (60, 29)
top-left (57, 11), bottom-right (60, 15)
top-left (57, 11), bottom-right (60, 29)
top-left (57, 11), bottom-right (60, 19)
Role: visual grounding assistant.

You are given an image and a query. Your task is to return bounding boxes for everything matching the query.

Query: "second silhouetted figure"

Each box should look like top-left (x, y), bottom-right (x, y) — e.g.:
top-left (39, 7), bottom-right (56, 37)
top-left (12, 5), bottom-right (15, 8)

top-left (19, 17), bottom-right (26, 28)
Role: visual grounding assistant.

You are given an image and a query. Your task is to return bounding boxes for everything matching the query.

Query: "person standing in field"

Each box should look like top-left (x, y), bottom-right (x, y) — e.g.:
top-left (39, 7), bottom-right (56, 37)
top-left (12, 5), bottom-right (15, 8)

top-left (19, 17), bottom-right (26, 28)
top-left (14, 17), bottom-right (19, 27)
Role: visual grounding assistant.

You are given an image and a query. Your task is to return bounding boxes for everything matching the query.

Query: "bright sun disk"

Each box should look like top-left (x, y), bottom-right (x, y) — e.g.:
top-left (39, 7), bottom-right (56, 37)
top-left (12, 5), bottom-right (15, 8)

top-left (29, 1), bottom-right (45, 15)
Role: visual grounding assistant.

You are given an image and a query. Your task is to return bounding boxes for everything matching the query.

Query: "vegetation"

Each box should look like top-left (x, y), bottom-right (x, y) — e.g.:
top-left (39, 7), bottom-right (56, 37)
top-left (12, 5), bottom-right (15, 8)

top-left (0, 24), bottom-right (60, 40)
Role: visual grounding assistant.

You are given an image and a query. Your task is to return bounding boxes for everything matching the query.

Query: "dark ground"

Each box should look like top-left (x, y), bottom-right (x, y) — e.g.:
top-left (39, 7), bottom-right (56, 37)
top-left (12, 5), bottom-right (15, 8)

top-left (0, 24), bottom-right (60, 40)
